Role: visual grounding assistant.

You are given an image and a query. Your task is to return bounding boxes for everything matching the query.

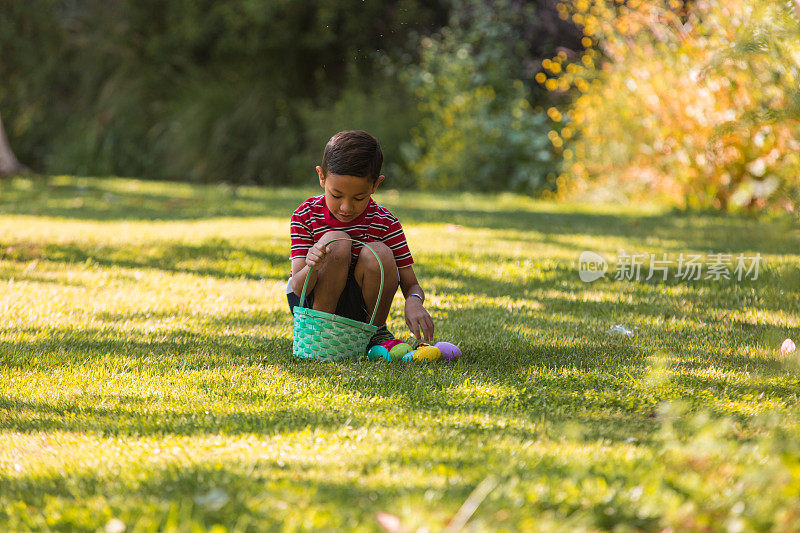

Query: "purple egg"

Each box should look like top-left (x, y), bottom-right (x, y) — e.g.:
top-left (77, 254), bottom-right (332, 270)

top-left (435, 341), bottom-right (461, 360)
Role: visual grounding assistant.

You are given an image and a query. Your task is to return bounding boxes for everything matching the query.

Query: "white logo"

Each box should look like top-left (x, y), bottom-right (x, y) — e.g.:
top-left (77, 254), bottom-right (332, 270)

top-left (578, 251), bottom-right (608, 282)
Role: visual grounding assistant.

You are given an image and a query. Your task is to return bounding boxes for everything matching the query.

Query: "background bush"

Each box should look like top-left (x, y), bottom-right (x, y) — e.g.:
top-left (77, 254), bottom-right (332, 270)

top-left (0, 0), bottom-right (448, 185)
top-left (402, 0), bottom-right (577, 193)
top-left (0, 0), bottom-right (579, 190)
top-left (542, 0), bottom-right (800, 213)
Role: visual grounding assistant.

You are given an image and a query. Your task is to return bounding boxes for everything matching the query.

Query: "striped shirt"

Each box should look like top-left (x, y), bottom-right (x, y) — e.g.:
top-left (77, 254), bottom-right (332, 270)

top-left (289, 194), bottom-right (414, 270)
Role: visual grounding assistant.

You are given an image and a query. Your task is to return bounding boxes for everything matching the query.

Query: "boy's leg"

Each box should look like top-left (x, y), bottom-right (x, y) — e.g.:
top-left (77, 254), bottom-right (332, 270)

top-left (311, 231), bottom-right (352, 314)
top-left (353, 242), bottom-right (399, 327)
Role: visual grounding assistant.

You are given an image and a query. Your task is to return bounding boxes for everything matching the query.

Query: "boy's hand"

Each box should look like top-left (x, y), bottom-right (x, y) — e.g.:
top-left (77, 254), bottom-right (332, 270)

top-left (306, 242), bottom-right (332, 270)
top-left (405, 298), bottom-right (434, 343)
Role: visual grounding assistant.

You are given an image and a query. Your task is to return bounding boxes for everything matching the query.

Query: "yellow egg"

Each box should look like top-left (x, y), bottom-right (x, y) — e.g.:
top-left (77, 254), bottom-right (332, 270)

top-left (413, 345), bottom-right (441, 361)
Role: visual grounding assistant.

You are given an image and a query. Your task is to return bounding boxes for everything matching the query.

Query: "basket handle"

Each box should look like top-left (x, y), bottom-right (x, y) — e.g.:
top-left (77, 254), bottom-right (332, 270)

top-left (298, 237), bottom-right (385, 326)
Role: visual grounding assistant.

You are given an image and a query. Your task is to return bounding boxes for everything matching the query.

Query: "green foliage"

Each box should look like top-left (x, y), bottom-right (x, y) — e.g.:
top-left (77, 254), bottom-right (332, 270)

top-left (1, 1), bottom-right (583, 191)
top-left (0, 0), bottom-right (447, 185)
top-left (403, 0), bottom-right (558, 193)
top-left (297, 72), bottom-right (422, 188)
top-left (0, 0), bottom-right (69, 166)
top-left (1, 176), bottom-right (800, 529)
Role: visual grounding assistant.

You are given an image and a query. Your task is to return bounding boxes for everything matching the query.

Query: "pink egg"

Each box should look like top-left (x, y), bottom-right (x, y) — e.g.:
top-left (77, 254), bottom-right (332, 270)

top-left (435, 341), bottom-right (461, 360)
top-left (381, 339), bottom-right (402, 350)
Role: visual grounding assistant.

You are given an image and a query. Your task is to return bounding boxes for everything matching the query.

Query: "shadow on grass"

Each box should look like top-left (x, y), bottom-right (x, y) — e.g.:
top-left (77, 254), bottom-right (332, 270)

top-left (0, 395), bottom-right (361, 436)
top-left (3, 179), bottom-right (797, 258)
top-left (96, 309), bottom-right (293, 329)
top-left (1, 297), bottom-right (795, 441)
top-left (418, 253), bottom-right (797, 315)
top-left (0, 452), bottom-right (667, 531)
top-left (0, 314), bottom-right (646, 441)
top-left (1, 239), bottom-right (288, 281)
top-left (0, 178), bottom-right (309, 221)
top-left (390, 205), bottom-right (799, 255)
top-left (0, 318), bottom-right (647, 442)
top-left (0, 445), bottom-right (588, 531)
top-left (0, 327), bottom-right (293, 371)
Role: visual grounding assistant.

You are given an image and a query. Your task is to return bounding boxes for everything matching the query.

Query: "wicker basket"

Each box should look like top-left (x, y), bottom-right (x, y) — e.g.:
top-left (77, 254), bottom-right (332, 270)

top-left (292, 238), bottom-right (384, 362)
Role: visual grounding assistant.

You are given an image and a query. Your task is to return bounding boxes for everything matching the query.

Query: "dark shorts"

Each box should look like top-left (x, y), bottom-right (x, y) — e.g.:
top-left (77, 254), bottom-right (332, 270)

top-left (287, 263), bottom-right (369, 323)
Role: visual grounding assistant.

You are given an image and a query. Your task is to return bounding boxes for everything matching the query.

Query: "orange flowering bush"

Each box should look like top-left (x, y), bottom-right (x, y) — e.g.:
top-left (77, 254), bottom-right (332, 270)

top-left (542, 0), bottom-right (800, 212)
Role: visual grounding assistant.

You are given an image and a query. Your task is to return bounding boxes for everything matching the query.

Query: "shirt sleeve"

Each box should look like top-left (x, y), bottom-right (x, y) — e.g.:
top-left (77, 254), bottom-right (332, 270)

top-left (290, 210), bottom-right (313, 260)
top-left (383, 218), bottom-right (414, 268)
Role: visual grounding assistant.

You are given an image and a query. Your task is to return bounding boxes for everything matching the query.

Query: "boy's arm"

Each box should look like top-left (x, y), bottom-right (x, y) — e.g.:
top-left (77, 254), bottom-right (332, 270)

top-left (398, 265), bottom-right (434, 342)
top-left (291, 257), bottom-right (316, 297)
top-left (291, 241), bottom-right (337, 296)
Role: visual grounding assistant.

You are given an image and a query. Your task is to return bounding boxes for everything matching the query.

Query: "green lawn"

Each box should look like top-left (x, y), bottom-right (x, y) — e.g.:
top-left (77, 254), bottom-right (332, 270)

top-left (1, 175), bottom-right (799, 532)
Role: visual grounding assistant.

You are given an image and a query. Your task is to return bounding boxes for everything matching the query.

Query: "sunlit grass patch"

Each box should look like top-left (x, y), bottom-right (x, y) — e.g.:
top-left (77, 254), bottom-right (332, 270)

top-left (1, 176), bottom-right (799, 530)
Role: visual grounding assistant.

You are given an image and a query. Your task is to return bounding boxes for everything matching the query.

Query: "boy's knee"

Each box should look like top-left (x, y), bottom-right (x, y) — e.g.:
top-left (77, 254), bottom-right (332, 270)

top-left (319, 231), bottom-right (352, 263)
top-left (358, 242), bottom-right (397, 277)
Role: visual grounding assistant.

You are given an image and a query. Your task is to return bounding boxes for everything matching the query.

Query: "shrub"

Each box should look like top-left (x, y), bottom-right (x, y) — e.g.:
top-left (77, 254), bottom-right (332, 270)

top-left (403, 0), bottom-right (559, 194)
top-left (543, 0), bottom-right (800, 213)
top-left (297, 72), bottom-right (422, 189)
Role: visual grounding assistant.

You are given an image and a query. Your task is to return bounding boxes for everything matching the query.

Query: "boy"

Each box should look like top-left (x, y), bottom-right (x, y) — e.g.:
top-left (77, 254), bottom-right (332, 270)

top-left (286, 130), bottom-right (434, 348)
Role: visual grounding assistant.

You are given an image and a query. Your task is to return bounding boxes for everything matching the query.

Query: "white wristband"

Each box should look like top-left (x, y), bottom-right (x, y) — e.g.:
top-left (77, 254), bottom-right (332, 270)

top-left (408, 293), bottom-right (424, 304)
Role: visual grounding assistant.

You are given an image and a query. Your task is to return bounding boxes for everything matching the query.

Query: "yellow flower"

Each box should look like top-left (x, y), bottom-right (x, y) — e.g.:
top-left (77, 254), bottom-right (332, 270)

top-left (547, 107), bottom-right (562, 121)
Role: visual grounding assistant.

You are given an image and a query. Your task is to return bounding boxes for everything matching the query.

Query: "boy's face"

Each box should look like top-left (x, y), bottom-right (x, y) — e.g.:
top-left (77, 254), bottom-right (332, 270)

top-left (316, 166), bottom-right (385, 222)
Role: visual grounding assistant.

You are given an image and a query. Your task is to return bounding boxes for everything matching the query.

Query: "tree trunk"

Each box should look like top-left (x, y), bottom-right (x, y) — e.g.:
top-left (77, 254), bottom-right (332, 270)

top-left (0, 111), bottom-right (24, 175)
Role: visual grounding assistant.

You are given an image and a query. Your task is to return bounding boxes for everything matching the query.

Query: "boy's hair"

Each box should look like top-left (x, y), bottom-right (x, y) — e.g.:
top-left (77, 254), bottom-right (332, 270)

top-left (321, 130), bottom-right (383, 183)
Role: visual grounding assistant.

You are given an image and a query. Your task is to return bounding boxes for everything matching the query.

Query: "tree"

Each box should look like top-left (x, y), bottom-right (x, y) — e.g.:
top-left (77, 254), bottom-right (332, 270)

top-left (403, 0), bottom-right (574, 193)
top-left (0, 112), bottom-right (25, 175)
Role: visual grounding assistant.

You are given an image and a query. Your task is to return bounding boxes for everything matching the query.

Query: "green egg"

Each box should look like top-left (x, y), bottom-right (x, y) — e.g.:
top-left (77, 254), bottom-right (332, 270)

top-left (388, 342), bottom-right (413, 361)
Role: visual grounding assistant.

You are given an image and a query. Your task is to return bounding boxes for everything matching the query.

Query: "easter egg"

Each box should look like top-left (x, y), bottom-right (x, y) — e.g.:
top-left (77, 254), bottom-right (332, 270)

top-left (367, 345), bottom-right (389, 361)
top-left (388, 342), bottom-right (413, 361)
top-left (401, 352), bottom-right (414, 362)
top-left (412, 345), bottom-right (441, 361)
top-left (435, 342), bottom-right (461, 361)
top-left (381, 339), bottom-right (402, 351)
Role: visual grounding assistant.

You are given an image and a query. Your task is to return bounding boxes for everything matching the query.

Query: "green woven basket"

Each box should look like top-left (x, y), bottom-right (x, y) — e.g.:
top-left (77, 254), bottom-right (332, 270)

top-left (292, 237), bottom-right (384, 362)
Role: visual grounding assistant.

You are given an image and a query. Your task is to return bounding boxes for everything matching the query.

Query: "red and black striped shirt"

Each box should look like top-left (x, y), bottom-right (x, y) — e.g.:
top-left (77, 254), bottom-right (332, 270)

top-left (289, 194), bottom-right (414, 269)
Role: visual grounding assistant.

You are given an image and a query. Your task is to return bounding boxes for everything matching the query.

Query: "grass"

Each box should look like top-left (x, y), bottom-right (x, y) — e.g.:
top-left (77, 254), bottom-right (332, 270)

top-left (1, 174), bottom-right (799, 531)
